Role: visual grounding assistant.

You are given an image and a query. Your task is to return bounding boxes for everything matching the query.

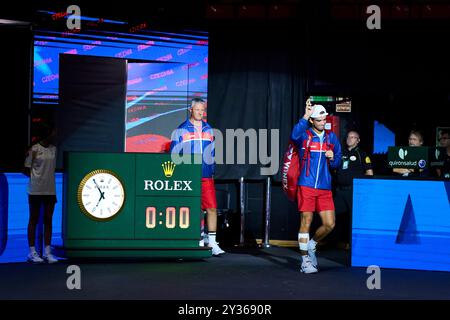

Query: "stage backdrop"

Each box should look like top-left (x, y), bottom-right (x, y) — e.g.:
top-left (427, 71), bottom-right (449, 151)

top-left (208, 26), bottom-right (307, 180)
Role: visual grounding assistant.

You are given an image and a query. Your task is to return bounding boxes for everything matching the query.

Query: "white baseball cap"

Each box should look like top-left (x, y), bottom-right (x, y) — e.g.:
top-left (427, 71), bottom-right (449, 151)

top-left (310, 104), bottom-right (328, 118)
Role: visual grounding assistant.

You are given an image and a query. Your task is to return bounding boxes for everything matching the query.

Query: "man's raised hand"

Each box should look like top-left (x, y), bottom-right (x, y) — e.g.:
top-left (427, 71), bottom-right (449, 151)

top-left (303, 99), bottom-right (313, 120)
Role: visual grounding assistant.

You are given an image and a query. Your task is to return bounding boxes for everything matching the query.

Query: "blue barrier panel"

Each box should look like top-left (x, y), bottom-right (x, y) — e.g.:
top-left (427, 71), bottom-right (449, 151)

top-left (0, 173), bottom-right (62, 264)
top-left (352, 178), bottom-right (450, 272)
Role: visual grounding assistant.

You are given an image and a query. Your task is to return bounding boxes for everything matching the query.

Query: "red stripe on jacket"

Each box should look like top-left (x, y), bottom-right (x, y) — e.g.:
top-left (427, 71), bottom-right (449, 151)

top-left (182, 132), bottom-right (214, 142)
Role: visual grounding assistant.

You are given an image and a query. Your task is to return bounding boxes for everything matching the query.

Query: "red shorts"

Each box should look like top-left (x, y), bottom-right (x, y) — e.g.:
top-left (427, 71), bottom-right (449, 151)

top-left (201, 178), bottom-right (217, 210)
top-left (297, 186), bottom-right (335, 212)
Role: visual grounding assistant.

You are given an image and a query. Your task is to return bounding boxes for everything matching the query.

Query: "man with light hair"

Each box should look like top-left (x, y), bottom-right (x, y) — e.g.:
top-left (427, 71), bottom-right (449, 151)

top-left (170, 98), bottom-right (225, 256)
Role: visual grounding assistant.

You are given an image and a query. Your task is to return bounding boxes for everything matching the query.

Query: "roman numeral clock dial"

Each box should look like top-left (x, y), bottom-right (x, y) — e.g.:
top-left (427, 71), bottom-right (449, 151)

top-left (77, 169), bottom-right (126, 221)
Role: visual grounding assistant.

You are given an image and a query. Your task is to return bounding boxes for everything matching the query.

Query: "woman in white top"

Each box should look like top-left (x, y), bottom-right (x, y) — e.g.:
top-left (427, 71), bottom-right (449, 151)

top-left (23, 125), bottom-right (58, 264)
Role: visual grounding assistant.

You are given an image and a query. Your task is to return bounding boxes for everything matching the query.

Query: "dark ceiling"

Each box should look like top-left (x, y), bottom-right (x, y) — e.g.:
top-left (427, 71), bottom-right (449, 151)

top-left (2, 0), bottom-right (450, 95)
top-left (2, 1), bottom-right (450, 29)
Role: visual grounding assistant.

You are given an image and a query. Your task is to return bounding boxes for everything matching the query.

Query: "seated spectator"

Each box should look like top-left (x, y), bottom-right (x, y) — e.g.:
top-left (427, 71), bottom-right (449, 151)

top-left (393, 130), bottom-right (430, 177)
top-left (437, 129), bottom-right (450, 179)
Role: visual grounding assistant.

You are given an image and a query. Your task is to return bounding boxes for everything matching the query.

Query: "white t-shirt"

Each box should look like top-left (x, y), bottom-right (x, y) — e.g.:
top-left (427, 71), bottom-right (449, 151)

top-left (316, 131), bottom-right (325, 145)
top-left (24, 143), bottom-right (56, 195)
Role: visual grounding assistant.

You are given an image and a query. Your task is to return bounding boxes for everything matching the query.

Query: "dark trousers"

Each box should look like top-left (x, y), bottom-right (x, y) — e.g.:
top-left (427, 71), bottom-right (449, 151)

top-left (333, 186), bottom-right (353, 243)
top-left (28, 195), bottom-right (56, 247)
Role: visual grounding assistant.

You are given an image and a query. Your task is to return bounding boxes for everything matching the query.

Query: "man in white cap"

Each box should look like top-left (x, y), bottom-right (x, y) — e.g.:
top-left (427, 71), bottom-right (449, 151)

top-left (290, 98), bottom-right (342, 273)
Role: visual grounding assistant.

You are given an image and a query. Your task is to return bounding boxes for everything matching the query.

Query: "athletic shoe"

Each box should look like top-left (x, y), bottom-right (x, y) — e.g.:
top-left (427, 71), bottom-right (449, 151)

top-left (27, 252), bottom-right (44, 264)
top-left (208, 242), bottom-right (225, 256)
top-left (301, 256), bottom-right (318, 274)
top-left (307, 241), bottom-right (318, 267)
top-left (43, 253), bottom-right (58, 264)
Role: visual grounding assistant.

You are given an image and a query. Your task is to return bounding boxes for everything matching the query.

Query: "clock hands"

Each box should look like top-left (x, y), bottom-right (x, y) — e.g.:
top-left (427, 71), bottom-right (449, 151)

top-left (93, 178), bottom-right (101, 190)
top-left (93, 179), bottom-right (106, 210)
top-left (93, 179), bottom-right (106, 199)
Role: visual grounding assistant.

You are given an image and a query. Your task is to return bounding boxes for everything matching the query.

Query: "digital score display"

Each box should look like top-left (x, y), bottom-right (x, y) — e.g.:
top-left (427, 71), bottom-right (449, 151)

top-left (145, 206), bottom-right (190, 229)
top-left (134, 196), bottom-right (199, 240)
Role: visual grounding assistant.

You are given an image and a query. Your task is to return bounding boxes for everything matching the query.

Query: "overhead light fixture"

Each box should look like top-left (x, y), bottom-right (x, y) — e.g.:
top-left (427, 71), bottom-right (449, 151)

top-left (0, 19), bottom-right (30, 25)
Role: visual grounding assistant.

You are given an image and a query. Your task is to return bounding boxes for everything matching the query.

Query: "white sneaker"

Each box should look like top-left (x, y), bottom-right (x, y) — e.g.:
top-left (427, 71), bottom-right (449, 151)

top-left (301, 256), bottom-right (318, 274)
top-left (199, 239), bottom-right (205, 247)
top-left (43, 253), bottom-right (58, 264)
top-left (27, 252), bottom-right (44, 264)
top-left (307, 241), bottom-right (317, 267)
top-left (208, 242), bottom-right (225, 256)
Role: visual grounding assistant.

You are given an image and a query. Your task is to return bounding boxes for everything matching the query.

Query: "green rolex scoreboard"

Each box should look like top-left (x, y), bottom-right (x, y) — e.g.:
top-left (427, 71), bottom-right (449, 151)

top-left (60, 152), bottom-right (211, 259)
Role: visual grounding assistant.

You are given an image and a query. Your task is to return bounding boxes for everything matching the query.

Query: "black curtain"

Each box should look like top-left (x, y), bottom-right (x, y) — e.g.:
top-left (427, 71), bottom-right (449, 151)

top-left (208, 24), bottom-right (308, 181)
top-left (57, 54), bottom-right (127, 168)
top-left (0, 26), bottom-right (31, 171)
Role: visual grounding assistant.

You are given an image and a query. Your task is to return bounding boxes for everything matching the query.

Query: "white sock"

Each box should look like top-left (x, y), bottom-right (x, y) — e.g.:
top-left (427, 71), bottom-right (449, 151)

top-left (45, 245), bottom-right (51, 255)
top-left (208, 232), bottom-right (217, 244)
top-left (29, 246), bottom-right (37, 254)
top-left (298, 233), bottom-right (309, 251)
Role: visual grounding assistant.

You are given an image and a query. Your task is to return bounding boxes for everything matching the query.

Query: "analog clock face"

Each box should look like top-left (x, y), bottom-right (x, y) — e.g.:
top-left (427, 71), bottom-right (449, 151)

top-left (77, 170), bottom-right (125, 221)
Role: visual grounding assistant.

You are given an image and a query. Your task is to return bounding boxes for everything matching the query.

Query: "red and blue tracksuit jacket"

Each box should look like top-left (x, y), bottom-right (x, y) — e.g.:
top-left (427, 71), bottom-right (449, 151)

top-left (290, 118), bottom-right (342, 190)
top-left (170, 119), bottom-right (215, 178)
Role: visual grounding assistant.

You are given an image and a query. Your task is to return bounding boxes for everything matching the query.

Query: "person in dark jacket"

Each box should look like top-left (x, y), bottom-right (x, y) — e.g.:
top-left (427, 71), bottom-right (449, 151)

top-left (334, 130), bottom-right (373, 249)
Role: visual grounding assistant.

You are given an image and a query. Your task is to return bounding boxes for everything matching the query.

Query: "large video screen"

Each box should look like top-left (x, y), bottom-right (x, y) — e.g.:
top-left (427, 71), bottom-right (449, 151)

top-left (352, 178), bottom-right (450, 272)
top-left (33, 25), bottom-right (208, 153)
